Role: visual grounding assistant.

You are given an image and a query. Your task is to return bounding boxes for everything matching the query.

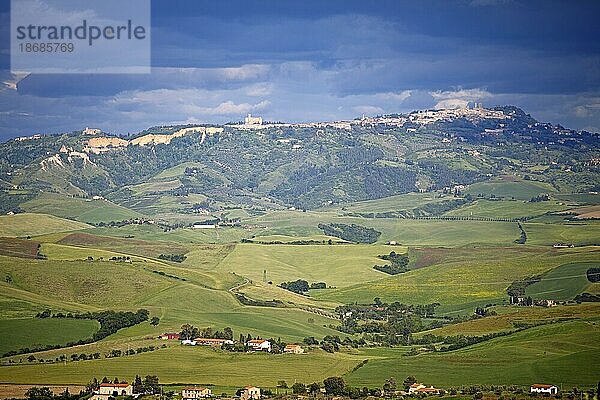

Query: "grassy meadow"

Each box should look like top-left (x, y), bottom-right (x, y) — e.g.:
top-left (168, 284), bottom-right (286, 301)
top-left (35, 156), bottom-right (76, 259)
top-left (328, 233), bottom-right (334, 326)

top-left (345, 319), bottom-right (600, 388)
top-left (0, 214), bottom-right (90, 237)
top-left (0, 184), bottom-right (599, 390)
top-left (0, 318), bottom-right (99, 355)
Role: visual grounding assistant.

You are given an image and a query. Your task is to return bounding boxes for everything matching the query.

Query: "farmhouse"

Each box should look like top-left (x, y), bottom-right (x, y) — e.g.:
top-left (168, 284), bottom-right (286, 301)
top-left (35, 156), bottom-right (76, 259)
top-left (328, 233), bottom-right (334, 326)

top-left (408, 383), bottom-right (442, 395)
top-left (283, 344), bottom-right (304, 354)
top-left (182, 387), bottom-right (212, 399)
top-left (181, 339), bottom-right (197, 346)
top-left (193, 224), bottom-right (216, 229)
top-left (96, 383), bottom-right (133, 399)
top-left (240, 386), bottom-right (261, 400)
top-left (246, 339), bottom-right (271, 352)
top-left (530, 384), bottom-right (558, 395)
top-left (159, 332), bottom-right (180, 340)
top-left (536, 299), bottom-right (557, 307)
top-left (195, 338), bottom-right (234, 347)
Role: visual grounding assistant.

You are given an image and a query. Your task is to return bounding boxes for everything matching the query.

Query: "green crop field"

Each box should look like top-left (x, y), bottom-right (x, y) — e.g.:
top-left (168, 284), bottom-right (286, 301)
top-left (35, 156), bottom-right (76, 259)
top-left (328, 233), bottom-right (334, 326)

top-left (0, 318), bottom-right (99, 355)
top-left (321, 192), bottom-right (451, 214)
top-left (522, 221), bottom-right (600, 246)
top-left (55, 232), bottom-right (190, 259)
top-left (0, 346), bottom-right (364, 388)
top-left (445, 199), bottom-right (569, 219)
top-left (0, 214), bottom-right (91, 237)
top-left (215, 243), bottom-right (402, 287)
top-left (22, 193), bottom-right (143, 224)
top-left (419, 303), bottom-right (600, 337)
top-left (315, 246), bottom-right (600, 314)
top-left (0, 256), bottom-right (172, 310)
top-left (345, 319), bottom-right (600, 388)
top-left (0, 188), bottom-right (599, 391)
top-left (464, 179), bottom-right (556, 200)
top-left (525, 262), bottom-right (600, 300)
top-left (249, 210), bottom-right (521, 246)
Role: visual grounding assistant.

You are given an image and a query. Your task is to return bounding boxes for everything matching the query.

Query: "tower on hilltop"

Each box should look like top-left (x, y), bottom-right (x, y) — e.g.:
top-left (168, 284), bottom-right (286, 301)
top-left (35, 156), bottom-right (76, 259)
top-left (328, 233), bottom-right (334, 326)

top-left (244, 114), bottom-right (263, 125)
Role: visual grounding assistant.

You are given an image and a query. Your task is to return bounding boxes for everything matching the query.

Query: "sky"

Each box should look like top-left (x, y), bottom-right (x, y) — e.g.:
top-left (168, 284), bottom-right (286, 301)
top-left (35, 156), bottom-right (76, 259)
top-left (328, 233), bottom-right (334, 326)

top-left (1, 0), bottom-right (600, 139)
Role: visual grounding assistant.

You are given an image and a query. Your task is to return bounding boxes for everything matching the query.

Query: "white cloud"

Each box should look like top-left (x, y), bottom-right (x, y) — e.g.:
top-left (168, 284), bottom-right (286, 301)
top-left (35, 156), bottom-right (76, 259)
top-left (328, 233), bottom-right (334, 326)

top-left (430, 88), bottom-right (492, 109)
top-left (374, 90), bottom-right (412, 102)
top-left (198, 100), bottom-right (271, 116)
top-left (352, 105), bottom-right (384, 115)
top-left (430, 88), bottom-right (492, 101)
top-left (433, 99), bottom-right (470, 109)
top-left (245, 83), bottom-right (273, 97)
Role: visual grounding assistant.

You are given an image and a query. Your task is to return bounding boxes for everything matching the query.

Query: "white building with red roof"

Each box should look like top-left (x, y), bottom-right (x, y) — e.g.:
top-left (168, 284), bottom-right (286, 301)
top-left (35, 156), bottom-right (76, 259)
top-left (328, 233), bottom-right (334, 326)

top-left (530, 384), bottom-right (558, 395)
top-left (246, 339), bottom-right (271, 352)
top-left (96, 383), bottom-right (133, 398)
top-left (182, 387), bottom-right (212, 399)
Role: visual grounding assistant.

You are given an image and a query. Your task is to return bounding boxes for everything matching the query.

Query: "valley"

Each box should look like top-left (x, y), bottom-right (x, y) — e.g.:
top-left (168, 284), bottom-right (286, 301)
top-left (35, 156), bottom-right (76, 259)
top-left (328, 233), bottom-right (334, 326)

top-left (0, 107), bottom-right (598, 395)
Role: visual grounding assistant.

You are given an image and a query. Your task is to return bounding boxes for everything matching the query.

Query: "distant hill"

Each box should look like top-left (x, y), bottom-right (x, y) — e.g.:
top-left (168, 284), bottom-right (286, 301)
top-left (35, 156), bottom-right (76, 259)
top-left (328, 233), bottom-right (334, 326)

top-left (0, 106), bottom-right (598, 213)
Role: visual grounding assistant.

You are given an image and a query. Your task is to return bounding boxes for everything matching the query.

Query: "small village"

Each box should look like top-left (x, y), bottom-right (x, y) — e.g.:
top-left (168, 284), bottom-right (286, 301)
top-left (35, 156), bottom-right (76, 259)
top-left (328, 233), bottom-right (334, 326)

top-left (34, 378), bottom-right (571, 400)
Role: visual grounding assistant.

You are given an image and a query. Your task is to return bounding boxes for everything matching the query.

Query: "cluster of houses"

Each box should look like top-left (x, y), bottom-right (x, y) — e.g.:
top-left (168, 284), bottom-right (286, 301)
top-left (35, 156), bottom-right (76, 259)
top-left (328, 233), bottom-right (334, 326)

top-left (160, 333), bottom-right (304, 354)
top-left (402, 383), bottom-right (559, 397)
top-left (91, 383), bottom-right (133, 400)
top-left (530, 384), bottom-right (559, 395)
top-left (509, 296), bottom-right (557, 307)
top-left (92, 383), bottom-right (262, 400)
top-left (92, 381), bottom-right (559, 399)
top-left (407, 383), bottom-right (443, 395)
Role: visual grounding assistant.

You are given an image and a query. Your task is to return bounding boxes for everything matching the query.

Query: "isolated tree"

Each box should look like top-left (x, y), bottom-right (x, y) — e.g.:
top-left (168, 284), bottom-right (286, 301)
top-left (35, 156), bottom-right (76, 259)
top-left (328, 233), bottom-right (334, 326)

top-left (308, 382), bottom-right (321, 395)
top-left (86, 377), bottom-right (99, 393)
top-left (143, 375), bottom-right (160, 394)
top-left (133, 375), bottom-right (143, 394)
top-left (277, 380), bottom-right (288, 389)
top-left (292, 383), bottom-right (306, 394)
top-left (323, 377), bottom-right (345, 395)
top-left (101, 377), bottom-right (110, 384)
top-left (58, 387), bottom-right (70, 399)
top-left (25, 387), bottom-right (53, 400)
top-left (383, 378), bottom-right (397, 393)
top-left (150, 317), bottom-right (160, 326)
top-left (223, 327), bottom-right (234, 340)
top-left (403, 376), bottom-right (417, 389)
top-left (179, 324), bottom-right (198, 340)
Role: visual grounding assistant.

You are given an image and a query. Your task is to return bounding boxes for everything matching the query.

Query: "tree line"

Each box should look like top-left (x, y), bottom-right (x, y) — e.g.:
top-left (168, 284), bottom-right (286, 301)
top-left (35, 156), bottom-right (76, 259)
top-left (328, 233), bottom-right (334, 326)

top-left (2, 309), bottom-right (152, 358)
top-left (318, 223), bottom-right (381, 244)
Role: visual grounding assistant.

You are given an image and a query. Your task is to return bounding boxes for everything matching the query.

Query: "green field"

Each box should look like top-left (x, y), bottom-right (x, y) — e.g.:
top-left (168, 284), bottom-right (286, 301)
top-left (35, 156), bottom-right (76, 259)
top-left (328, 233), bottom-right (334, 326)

top-left (446, 199), bottom-right (569, 219)
top-left (345, 319), bottom-right (600, 388)
top-left (0, 187), bottom-right (599, 390)
top-left (0, 318), bottom-right (99, 355)
top-left (523, 221), bottom-right (600, 246)
top-left (526, 262), bottom-right (600, 300)
top-left (22, 193), bottom-right (143, 224)
top-left (0, 214), bottom-right (90, 237)
top-left (315, 246), bottom-right (600, 314)
top-left (464, 179), bottom-right (556, 200)
top-left (249, 210), bottom-right (521, 246)
top-left (216, 243), bottom-right (402, 287)
top-left (420, 303), bottom-right (600, 337)
top-left (0, 346), bottom-right (363, 388)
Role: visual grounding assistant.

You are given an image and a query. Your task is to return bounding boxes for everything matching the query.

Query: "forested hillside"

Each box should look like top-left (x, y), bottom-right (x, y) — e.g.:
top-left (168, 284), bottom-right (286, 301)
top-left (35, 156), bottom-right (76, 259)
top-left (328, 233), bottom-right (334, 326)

top-left (0, 106), bottom-right (598, 213)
